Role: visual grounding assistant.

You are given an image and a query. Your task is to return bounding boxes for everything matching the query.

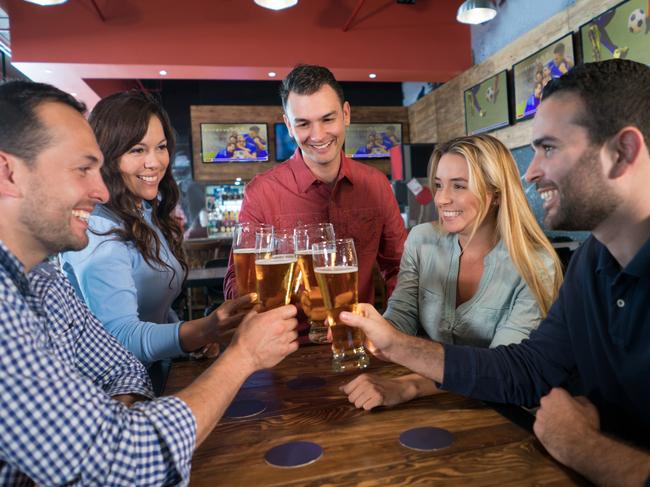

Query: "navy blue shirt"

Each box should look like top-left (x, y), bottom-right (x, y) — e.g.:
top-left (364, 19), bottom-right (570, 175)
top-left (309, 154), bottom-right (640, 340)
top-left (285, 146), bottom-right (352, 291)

top-left (442, 235), bottom-right (650, 448)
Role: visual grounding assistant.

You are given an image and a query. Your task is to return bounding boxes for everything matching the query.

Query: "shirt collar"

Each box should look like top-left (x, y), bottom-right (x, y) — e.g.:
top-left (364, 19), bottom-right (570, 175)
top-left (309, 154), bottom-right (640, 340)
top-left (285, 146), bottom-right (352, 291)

top-left (288, 148), bottom-right (355, 194)
top-left (595, 234), bottom-right (650, 278)
top-left (0, 239), bottom-right (31, 295)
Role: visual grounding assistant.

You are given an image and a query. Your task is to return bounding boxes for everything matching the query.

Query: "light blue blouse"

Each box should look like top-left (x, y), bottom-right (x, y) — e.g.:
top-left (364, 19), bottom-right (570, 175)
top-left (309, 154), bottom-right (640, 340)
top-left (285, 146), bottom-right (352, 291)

top-left (384, 223), bottom-right (554, 348)
top-left (60, 203), bottom-right (185, 366)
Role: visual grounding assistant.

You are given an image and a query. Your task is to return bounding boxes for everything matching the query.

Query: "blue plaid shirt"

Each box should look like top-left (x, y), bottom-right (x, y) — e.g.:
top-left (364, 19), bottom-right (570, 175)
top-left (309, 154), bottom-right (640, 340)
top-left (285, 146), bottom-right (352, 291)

top-left (0, 241), bottom-right (196, 486)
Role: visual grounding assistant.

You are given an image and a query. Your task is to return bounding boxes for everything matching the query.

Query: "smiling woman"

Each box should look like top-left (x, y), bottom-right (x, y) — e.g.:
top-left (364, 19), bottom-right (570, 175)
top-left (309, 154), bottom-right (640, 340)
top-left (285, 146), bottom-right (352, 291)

top-left (59, 91), bottom-right (250, 393)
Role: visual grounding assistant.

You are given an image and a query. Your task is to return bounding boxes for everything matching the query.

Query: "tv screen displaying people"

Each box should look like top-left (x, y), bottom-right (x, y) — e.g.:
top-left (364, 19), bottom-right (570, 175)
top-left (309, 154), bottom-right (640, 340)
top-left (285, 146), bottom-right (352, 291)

top-left (344, 123), bottom-right (402, 159)
top-left (201, 123), bottom-right (269, 163)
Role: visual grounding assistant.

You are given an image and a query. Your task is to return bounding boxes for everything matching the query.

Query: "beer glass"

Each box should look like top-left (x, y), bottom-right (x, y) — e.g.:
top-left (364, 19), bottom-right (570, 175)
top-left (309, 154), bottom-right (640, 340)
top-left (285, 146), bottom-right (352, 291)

top-left (294, 223), bottom-right (336, 344)
top-left (312, 238), bottom-right (369, 372)
top-left (255, 229), bottom-right (297, 311)
top-left (232, 222), bottom-right (273, 299)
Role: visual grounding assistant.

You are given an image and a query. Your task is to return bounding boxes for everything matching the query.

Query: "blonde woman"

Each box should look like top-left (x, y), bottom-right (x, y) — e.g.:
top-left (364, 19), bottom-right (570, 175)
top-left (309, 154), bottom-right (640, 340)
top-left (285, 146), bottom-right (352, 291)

top-left (342, 134), bottom-right (562, 410)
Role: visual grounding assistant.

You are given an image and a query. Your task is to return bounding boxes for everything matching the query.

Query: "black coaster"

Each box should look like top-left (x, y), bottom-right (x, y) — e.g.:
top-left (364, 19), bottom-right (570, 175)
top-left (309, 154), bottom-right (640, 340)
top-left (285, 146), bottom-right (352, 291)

top-left (223, 399), bottom-right (266, 419)
top-left (399, 427), bottom-right (454, 451)
top-left (287, 375), bottom-right (326, 390)
top-left (264, 441), bottom-right (323, 468)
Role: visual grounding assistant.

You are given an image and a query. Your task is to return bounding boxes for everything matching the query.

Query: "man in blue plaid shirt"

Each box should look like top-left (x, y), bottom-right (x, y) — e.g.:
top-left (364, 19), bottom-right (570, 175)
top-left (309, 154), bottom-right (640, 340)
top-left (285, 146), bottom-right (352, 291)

top-left (0, 81), bottom-right (299, 485)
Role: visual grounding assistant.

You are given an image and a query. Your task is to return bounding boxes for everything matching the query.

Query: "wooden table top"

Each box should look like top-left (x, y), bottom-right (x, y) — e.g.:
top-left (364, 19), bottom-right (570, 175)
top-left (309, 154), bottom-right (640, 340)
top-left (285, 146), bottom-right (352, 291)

top-left (165, 345), bottom-right (587, 486)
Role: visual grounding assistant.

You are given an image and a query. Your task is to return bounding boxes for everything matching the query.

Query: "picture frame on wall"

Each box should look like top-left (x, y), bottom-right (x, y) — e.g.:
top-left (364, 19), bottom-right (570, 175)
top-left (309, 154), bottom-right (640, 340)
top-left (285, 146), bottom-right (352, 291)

top-left (580, 0), bottom-right (650, 65)
top-left (513, 33), bottom-right (575, 122)
top-left (463, 70), bottom-right (510, 136)
top-left (344, 123), bottom-right (402, 159)
top-left (200, 123), bottom-right (269, 163)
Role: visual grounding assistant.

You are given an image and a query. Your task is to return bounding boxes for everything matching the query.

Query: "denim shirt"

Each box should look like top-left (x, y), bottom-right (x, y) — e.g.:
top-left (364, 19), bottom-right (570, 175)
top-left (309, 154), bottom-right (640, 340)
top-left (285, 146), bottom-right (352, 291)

top-left (384, 223), bottom-right (554, 348)
top-left (60, 203), bottom-right (185, 367)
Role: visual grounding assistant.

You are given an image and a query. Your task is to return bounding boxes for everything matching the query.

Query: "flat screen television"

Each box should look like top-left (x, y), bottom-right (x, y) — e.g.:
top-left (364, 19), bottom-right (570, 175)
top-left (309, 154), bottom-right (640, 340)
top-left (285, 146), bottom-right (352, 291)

top-left (200, 123), bottom-right (269, 163)
top-left (513, 33), bottom-right (575, 121)
top-left (463, 70), bottom-right (510, 135)
top-left (274, 122), bottom-right (298, 162)
top-left (344, 123), bottom-right (402, 159)
top-left (580, 0), bottom-right (650, 65)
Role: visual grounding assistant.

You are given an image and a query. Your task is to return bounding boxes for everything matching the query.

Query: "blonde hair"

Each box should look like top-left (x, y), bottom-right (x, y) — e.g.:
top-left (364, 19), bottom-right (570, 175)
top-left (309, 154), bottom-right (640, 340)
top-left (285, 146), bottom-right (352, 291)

top-left (428, 134), bottom-right (562, 316)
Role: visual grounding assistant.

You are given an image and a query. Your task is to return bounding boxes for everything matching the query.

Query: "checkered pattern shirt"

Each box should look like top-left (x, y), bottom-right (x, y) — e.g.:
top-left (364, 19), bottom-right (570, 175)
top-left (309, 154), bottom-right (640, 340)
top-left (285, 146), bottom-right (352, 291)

top-left (0, 241), bottom-right (196, 486)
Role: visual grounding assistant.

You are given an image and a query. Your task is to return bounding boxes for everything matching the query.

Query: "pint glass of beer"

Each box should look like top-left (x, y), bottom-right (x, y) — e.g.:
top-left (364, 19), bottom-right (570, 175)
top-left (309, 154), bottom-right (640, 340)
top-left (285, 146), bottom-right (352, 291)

top-left (255, 229), bottom-right (297, 311)
top-left (232, 222), bottom-right (273, 299)
top-left (313, 238), bottom-right (369, 372)
top-left (294, 223), bottom-right (335, 344)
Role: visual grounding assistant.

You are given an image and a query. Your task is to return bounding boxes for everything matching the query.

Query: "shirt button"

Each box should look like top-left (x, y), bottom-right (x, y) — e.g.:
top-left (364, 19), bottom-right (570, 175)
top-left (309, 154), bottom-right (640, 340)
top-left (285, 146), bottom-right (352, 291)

top-left (616, 299), bottom-right (625, 308)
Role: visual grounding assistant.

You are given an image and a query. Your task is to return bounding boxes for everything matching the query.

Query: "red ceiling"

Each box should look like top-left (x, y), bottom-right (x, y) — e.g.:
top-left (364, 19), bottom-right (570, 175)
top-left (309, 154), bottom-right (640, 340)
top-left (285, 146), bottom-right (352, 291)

top-left (3, 0), bottom-right (471, 106)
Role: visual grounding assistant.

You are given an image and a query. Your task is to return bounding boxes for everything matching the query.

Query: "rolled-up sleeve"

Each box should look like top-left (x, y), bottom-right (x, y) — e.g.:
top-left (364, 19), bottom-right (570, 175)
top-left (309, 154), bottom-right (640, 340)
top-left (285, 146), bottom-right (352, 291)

top-left (0, 303), bottom-right (196, 486)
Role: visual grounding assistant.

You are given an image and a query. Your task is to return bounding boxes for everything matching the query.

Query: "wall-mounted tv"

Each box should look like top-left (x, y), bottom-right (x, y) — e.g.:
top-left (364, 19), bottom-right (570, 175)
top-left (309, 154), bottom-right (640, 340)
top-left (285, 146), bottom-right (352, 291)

top-left (580, 0), bottom-right (650, 65)
top-left (344, 123), bottom-right (402, 159)
top-left (200, 123), bottom-right (269, 163)
top-left (513, 33), bottom-right (575, 121)
top-left (274, 122), bottom-right (298, 162)
top-left (463, 70), bottom-right (510, 135)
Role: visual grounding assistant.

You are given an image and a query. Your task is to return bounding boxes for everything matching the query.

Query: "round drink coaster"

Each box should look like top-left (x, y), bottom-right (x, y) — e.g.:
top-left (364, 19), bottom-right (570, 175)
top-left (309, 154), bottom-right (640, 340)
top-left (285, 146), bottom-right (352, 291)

top-left (265, 441), bottom-right (323, 468)
top-left (287, 375), bottom-right (326, 390)
top-left (223, 399), bottom-right (266, 419)
top-left (399, 427), bottom-right (454, 451)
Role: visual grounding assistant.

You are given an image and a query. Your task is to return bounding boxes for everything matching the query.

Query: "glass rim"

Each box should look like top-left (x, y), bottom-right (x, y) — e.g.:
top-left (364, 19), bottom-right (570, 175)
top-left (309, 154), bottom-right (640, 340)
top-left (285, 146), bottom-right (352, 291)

top-left (235, 222), bottom-right (274, 231)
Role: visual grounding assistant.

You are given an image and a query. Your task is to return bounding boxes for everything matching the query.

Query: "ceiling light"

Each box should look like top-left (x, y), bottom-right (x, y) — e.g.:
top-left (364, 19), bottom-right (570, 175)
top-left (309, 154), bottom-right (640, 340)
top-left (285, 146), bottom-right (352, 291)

top-left (369, 73), bottom-right (377, 79)
top-left (456, 0), bottom-right (497, 24)
top-left (23, 0), bottom-right (68, 5)
top-left (159, 70), bottom-right (167, 76)
top-left (70, 92), bottom-right (77, 97)
top-left (44, 69), bottom-right (53, 74)
top-left (254, 0), bottom-right (298, 11)
top-left (268, 71), bottom-right (277, 78)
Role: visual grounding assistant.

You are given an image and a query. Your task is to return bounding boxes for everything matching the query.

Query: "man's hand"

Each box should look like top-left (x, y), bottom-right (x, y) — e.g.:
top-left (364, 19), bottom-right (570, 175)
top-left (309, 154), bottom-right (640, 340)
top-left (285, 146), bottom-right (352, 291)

top-left (534, 388), bottom-right (600, 466)
top-left (339, 303), bottom-right (401, 362)
top-left (340, 373), bottom-right (416, 410)
top-left (230, 304), bottom-right (299, 372)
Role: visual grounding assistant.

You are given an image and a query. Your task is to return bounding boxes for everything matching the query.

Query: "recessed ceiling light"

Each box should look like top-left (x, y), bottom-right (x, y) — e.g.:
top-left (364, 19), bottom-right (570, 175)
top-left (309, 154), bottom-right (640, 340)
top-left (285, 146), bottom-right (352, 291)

top-left (70, 92), bottom-right (77, 97)
top-left (44, 69), bottom-right (53, 74)
top-left (254, 0), bottom-right (298, 10)
top-left (24, 0), bottom-right (68, 5)
top-left (268, 71), bottom-right (277, 78)
top-left (159, 70), bottom-right (167, 76)
top-left (369, 73), bottom-right (377, 79)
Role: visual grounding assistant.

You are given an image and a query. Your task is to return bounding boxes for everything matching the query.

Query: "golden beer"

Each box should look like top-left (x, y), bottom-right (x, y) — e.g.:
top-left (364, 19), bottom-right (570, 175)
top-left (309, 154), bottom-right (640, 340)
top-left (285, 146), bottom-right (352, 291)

top-left (314, 265), bottom-right (365, 355)
top-left (233, 248), bottom-right (257, 296)
top-left (296, 250), bottom-right (327, 322)
top-left (255, 255), bottom-right (297, 311)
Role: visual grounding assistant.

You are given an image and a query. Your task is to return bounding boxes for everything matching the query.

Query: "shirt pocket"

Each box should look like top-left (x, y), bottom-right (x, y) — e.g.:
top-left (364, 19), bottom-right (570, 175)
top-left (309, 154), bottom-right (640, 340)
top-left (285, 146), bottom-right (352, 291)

top-left (274, 212), bottom-right (325, 231)
top-left (453, 306), bottom-right (504, 347)
top-left (417, 286), bottom-right (446, 339)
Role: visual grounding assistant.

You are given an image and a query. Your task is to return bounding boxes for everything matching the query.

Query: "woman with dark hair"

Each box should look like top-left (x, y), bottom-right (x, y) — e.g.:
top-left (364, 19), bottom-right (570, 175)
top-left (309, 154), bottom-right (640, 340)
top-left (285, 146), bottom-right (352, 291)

top-left (60, 90), bottom-right (246, 393)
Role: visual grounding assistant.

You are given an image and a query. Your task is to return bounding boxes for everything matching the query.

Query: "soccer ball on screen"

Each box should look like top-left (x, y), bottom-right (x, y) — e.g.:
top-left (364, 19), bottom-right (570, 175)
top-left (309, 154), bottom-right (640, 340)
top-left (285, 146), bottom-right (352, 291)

top-left (485, 86), bottom-right (495, 104)
top-left (628, 8), bottom-right (645, 33)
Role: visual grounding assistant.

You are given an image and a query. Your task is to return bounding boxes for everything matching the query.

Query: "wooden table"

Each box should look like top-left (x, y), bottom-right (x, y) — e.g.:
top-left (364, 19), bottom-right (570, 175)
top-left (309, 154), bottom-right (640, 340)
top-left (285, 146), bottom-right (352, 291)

top-left (165, 345), bottom-right (588, 486)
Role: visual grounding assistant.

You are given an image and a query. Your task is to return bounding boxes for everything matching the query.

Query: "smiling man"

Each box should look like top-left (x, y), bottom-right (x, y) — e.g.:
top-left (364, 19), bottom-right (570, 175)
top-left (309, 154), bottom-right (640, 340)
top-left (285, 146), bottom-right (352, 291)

top-left (338, 60), bottom-right (650, 486)
top-left (224, 64), bottom-right (406, 342)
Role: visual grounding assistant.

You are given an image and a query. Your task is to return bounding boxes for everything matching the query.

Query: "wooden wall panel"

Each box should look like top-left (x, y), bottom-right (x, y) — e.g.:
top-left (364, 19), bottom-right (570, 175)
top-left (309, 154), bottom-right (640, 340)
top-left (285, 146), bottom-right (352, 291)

top-left (408, 0), bottom-right (620, 149)
top-left (191, 105), bottom-right (409, 183)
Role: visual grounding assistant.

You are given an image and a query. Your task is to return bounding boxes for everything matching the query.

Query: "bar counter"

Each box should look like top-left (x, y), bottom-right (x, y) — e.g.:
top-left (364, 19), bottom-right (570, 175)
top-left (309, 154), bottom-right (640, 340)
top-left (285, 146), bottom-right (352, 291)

top-left (164, 344), bottom-right (588, 486)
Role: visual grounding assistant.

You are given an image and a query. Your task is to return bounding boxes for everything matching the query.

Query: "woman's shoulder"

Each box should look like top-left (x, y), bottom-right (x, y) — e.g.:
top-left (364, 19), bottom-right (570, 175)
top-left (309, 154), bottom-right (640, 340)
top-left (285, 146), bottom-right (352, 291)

top-left (406, 222), bottom-right (449, 246)
top-left (88, 205), bottom-right (124, 233)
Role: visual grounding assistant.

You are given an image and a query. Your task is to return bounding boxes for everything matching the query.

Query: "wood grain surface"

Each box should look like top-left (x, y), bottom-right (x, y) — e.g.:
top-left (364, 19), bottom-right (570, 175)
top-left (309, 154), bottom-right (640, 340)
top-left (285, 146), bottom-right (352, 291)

top-left (165, 345), bottom-right (589, 486)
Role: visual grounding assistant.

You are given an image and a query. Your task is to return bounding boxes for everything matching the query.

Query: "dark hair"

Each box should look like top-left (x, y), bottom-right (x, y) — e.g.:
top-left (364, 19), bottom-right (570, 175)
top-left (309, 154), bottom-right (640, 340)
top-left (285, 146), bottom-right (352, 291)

top-left (0, 80), bottom-right (86, 165)
top-left (542, 59), bottom-right (650, 147)
top-left (88, 90), bottom-right (187, 282)
top-left (279, 64), bottom-right (345, 110)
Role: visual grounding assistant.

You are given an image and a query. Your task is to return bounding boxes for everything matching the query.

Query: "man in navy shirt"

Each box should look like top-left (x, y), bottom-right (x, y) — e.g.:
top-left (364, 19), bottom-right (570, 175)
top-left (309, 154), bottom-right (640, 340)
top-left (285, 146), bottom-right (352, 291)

top-left (341, 59), bottom-right (650, 486)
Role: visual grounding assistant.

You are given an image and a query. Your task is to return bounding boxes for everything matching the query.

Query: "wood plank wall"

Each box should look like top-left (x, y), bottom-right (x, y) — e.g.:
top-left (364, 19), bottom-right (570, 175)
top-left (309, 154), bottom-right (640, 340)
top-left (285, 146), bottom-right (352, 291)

top-left (408, 0), bottom-right (620, 148)
top-left (191, 105), bottom-right (409, 183)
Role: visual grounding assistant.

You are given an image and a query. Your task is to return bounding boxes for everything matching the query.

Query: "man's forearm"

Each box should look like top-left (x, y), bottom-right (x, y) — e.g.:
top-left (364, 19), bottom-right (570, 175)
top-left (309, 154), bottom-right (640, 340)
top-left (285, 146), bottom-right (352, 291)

top-left (568, 431), bottom-right (650, 487)
top-left (387, 334), bottom-right (445, 384)
top-left (176, 345), bottom-right (254, 446)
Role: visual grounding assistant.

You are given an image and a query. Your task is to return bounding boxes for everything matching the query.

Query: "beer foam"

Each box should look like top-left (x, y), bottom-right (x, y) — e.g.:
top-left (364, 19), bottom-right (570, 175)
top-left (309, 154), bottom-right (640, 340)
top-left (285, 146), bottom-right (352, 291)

top-left (314, 266), bottom-right (358, 274)
top-left (255, 255), bottom-right (297, 265)
top-left (233, 248), bottom-right (257, 254)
